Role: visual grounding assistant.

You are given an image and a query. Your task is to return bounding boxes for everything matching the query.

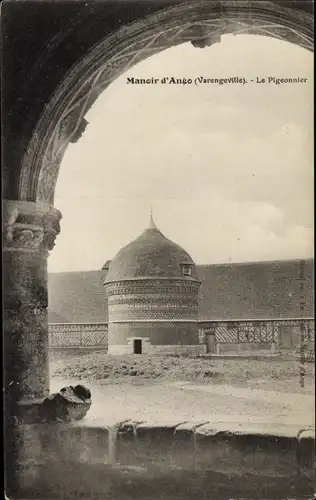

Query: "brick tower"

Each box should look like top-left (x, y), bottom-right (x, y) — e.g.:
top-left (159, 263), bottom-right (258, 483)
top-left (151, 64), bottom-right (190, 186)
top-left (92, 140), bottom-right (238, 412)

top-left (104, 213), bottom-right (201, 355)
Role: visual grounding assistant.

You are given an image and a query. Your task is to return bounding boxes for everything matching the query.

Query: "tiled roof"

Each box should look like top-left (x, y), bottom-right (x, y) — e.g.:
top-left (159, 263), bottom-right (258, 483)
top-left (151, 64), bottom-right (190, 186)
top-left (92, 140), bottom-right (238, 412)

top-left (48, 270), bottom-right (108, 323)
top-left (105, 226), bottom-right (198, 283)
top-left (48, 259), bottom-right (314, 323)
top-left (197, 259), bottom-right (314, 321)
top-left (48, 311), bottom-right (70, 323)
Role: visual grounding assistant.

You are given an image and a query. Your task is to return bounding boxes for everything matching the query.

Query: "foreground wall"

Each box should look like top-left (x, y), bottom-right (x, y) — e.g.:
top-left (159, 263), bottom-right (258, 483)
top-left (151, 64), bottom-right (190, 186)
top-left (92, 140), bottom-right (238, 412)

top-left (108, 322), bottom-right (203, 355)
top-left (200, 319), bottom-right (315, 355)
top-left (18, 419), bottom-right (315, 499)
top-left (48, 319), bottom-right (315, 358)
top-left (49, 322), bottom-right (108, 349)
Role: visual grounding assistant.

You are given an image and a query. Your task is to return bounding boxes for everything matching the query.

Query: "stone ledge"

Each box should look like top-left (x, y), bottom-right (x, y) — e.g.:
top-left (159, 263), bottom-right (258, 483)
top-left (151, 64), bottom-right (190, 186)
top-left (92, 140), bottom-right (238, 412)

top-left (17, 463), bottom-right (316, 500)
top-left (195, 424), bottom-right (298, 477)
top-left (17, 420), bottom-right (315, 497)
top-left (116, 420), bottom-right (315, 480)
top-left (21, 420), bottom-right (112, 463)
top-left (297, 428), bottom-right (316, 478)
top-left (18, 420), bottom-right (112, 492)
top-left (118, 421), bottom-right (188, 468)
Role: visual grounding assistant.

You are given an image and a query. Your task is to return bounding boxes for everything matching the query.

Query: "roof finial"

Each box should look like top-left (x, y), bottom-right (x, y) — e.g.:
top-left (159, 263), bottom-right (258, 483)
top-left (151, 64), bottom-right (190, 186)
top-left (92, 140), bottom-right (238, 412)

top-left (148, 204), bottom-right (157, 229)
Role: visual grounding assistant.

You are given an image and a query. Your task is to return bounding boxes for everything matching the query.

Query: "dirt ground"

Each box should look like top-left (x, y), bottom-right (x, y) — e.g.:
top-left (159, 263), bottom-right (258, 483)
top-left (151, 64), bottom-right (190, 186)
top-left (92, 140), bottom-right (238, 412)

top-left (50, 351), bottom-right (315, 429)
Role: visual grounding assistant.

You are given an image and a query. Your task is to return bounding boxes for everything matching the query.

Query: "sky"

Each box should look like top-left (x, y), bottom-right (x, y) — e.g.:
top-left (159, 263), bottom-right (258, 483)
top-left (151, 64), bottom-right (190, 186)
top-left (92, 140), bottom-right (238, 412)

top-left (48, 34), bottom-right (313, 273)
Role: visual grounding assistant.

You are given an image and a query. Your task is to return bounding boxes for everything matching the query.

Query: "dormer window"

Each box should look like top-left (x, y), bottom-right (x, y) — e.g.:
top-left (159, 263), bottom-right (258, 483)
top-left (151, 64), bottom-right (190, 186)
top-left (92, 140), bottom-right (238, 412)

top-left (180, 263), bottom-right (192, 276)
top-left (102, 260), bottom-right (112, 272)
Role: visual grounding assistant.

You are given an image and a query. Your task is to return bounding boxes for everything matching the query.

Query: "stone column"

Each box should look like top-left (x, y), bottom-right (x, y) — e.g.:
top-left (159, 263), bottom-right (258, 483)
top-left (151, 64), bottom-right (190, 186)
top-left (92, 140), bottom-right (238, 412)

top-left (3, 200), bottom-right (61, 495)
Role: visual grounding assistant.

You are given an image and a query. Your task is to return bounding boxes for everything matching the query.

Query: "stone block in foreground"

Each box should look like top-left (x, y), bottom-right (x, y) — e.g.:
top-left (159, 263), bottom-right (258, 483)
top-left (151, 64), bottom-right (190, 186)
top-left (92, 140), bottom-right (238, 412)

top-left (298, 428), bottom-right (316, 480)
top-left (41, 384), bottom-right (91, 422)
top-left (194, 423), bottom-right (299, 477)
top-left (172, 421), bottom-right (210, 469)
top-left (16, 419), bottom-right (316, 499)
top-left (116, 420), bottom-right (145, 466)
top-left (117, 420), bottom-right (183, 467)
top-left (18, 420), bottom-right (111, 494)
top-left (116, 420), bottom-right (313, 480)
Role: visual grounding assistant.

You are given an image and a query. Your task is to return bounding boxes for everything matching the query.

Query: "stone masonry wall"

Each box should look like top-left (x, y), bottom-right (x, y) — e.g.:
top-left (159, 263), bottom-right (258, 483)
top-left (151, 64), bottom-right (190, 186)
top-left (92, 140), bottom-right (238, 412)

top-left (107, 279), bottom-right (200, 353)
top-left (18, 420), bottom-right (315, 499)
top-left (49, 323), bottom-right (108, 349)
top-left (108, 343), bottom-right (206, 355)
top-left (108, 321), bottom-right (200, 352)
top-left (107, 281), bottom-right (199, 322)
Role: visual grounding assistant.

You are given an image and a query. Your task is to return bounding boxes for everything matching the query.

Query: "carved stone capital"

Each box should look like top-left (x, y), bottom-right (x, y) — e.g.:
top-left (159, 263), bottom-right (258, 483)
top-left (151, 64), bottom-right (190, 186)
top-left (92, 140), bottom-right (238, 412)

top-left (3, 200), bottom-right (62, 255)
top-left (42, 206), bottom-right (62, 251)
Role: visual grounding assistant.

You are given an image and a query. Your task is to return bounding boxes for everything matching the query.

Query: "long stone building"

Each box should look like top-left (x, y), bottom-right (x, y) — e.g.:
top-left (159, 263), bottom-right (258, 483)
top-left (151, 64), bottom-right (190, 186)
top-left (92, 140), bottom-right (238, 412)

top-left (48, 219), bottom-right (314, 355)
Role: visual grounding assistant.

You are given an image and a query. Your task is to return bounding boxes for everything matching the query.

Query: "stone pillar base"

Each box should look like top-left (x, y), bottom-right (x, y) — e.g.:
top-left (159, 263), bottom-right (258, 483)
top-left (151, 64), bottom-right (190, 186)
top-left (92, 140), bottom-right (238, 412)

top-left (3, 200), bottom-right (62, 497)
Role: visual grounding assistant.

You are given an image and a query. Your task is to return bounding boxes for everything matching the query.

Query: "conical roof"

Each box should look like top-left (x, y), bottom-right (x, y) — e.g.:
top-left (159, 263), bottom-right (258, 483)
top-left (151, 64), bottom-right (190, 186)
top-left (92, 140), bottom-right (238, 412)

top-left (105, 215), bottom-right (199, 283)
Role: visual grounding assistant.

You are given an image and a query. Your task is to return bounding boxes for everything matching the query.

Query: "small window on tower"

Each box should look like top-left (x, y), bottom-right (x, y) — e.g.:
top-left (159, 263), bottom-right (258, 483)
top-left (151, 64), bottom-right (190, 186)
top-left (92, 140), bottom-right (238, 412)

top-left (181, 263), bottom-right (192, 276)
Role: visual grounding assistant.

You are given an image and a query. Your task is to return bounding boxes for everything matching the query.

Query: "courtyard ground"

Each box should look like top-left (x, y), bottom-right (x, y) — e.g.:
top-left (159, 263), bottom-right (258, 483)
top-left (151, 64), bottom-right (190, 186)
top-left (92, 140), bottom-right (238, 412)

top-left (50, 350), bottom-right (315, 428)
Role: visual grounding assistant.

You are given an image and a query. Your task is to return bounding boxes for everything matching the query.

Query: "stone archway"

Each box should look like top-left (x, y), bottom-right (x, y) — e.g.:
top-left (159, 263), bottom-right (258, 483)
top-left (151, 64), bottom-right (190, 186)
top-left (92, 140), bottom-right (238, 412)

top-left (2, 0), bottom-right (314, 495)
top-left (18, 0), bottom-right (313, 205)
